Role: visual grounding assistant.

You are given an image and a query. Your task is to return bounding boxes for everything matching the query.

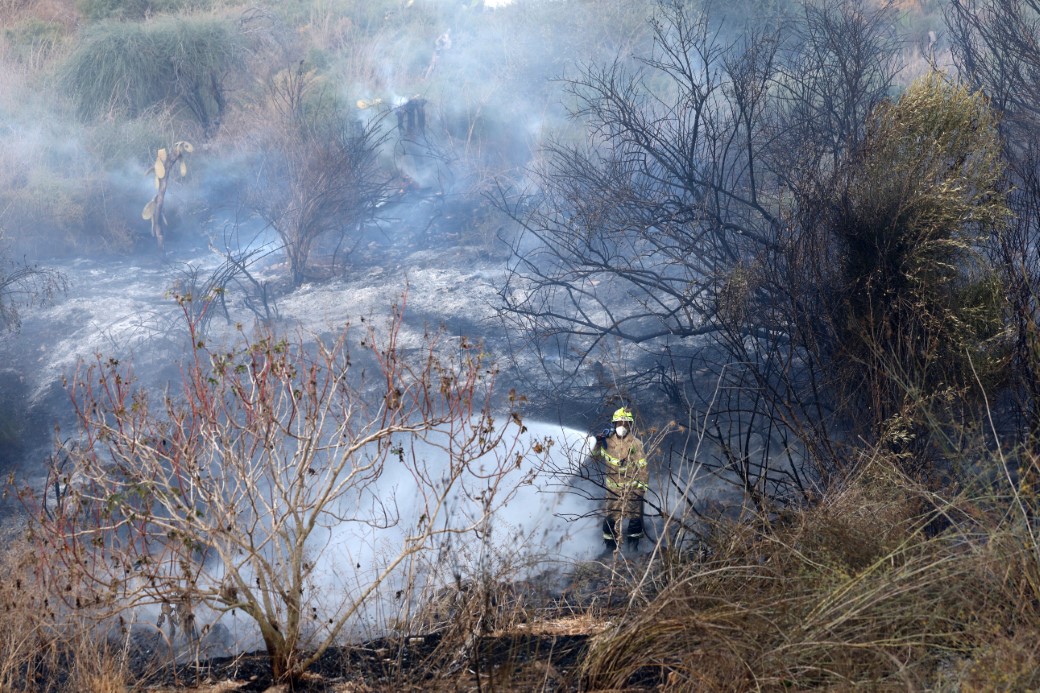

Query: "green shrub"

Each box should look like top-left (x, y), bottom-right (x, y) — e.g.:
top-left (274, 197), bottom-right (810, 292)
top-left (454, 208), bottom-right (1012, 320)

top-left (61, 16), bottom-right (242, 133)
top-left (828, 74), bottom-right (1010, 445)
top-left (1, 170), bottom-right (96, 254)
top-left (83, 113), bottom-right (172, 164)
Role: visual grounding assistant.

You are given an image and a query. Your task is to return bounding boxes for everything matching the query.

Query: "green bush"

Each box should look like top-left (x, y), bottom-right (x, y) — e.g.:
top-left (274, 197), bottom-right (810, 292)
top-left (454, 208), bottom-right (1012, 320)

top-left (828, 74), bottom-right (1010, 444)
top-left (83, 114), bottom-right (172, 164)
top-left (61, 16), bottom-right (242, 132)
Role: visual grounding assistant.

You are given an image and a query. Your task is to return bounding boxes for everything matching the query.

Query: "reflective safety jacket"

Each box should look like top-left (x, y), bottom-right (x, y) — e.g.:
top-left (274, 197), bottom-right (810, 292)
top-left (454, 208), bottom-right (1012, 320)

top-left (594, 433), bottom-right (648, 516)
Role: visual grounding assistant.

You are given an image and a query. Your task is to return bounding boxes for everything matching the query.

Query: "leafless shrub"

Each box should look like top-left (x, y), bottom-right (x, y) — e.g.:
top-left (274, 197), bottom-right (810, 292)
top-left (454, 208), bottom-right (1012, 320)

top-left (168, 240), bottom-right (279, 340)
top-left (248, 62), bottom-right (392, 287)
top-left (21, 297), bottom-right (543, 685)
top-left (0, 259), bottom-right (66, 333)
top-left (496, 0), bottom-right (907, 515)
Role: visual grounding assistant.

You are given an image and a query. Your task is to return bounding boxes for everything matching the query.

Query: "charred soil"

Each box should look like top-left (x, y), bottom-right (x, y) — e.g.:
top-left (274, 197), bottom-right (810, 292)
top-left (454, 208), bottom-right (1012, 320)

top-left (144, 631), bottom-right (594, 692)
top-left (137, 556), bottom-right (662, 692)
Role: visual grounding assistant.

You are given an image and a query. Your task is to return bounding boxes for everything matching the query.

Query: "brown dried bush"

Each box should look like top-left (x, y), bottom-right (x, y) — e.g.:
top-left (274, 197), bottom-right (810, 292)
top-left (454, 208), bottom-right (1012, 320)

top-left (582, 454), bottom-right (1023, 690)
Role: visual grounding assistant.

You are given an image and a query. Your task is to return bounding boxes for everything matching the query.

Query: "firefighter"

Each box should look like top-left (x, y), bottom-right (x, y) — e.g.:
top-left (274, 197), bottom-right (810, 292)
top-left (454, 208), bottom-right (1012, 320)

top-left (395, 97), bottom-right (426, 135)
top-left (593, 406), bottom-right (648, 552)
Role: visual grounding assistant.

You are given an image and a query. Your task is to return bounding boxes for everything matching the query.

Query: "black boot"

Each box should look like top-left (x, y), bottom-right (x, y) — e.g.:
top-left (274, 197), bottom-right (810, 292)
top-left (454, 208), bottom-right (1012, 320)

top-left (603, 538), bottom-right (617, 553)
top-left (626, 536), bottom-right (641, 552)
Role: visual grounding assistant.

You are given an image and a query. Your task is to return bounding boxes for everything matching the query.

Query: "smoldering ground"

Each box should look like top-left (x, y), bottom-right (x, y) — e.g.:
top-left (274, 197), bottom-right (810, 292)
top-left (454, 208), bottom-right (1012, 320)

top-left (0, 0), bottom-right (669, 474)
top-left (97, 417), bottom-right (602, 664)
top-left (0, 1), bottom-right (723, 675)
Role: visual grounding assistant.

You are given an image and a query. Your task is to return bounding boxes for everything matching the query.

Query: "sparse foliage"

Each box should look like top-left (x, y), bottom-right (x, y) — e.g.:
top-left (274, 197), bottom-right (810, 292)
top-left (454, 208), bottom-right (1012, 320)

top-left (25, 300), bottom-right (539, 684)
top-left (249, 63), bottom-right (391, 286)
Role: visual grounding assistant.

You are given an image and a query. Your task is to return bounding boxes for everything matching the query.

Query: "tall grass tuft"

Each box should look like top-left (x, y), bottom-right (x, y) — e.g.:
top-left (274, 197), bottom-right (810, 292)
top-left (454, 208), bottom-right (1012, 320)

top-left (61, 15), bottom-right (242, 132)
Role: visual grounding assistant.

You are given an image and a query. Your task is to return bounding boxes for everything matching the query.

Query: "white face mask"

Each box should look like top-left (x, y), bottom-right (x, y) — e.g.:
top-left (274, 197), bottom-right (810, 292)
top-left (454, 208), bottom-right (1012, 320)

top-left (615, 425), bottom-right (629, 438)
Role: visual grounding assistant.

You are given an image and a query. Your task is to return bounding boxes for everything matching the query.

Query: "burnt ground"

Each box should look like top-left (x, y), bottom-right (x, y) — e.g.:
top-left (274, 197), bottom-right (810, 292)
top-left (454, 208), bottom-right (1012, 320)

top-left (135, 551), bottom-right (667, 692)
top-left (4, 189), bottom-right (679, 691)
top-left (147, 630), bottom-right (593, 692)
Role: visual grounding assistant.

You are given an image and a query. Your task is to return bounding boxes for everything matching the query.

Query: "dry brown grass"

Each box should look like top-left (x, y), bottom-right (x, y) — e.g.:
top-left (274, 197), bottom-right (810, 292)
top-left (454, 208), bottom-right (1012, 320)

top-left (494, 613), bottom-right (611, 638)
top-left (0, 530), bottom-right (144, 692)
top-left (0, 533), bottom-right (62, 691)
top-left (582, 454), bottom-right (1040, 691)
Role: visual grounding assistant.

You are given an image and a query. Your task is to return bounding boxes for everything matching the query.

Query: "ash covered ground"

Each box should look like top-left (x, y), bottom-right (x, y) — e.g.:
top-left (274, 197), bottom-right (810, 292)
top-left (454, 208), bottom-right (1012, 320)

top-left (0, 188), bottom-right (593, 476)
top-left (0, 187), bottom-right (684, 692)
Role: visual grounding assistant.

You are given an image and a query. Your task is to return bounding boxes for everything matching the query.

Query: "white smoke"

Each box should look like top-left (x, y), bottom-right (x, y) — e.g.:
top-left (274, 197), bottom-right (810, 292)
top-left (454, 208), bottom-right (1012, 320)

top-left (180, 419), bottom-right (601, 655)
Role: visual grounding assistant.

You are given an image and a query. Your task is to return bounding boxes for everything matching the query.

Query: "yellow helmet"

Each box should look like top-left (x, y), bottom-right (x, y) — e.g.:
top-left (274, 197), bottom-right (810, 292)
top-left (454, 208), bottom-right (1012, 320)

top-left (612, 407), bottom-right (634, 423)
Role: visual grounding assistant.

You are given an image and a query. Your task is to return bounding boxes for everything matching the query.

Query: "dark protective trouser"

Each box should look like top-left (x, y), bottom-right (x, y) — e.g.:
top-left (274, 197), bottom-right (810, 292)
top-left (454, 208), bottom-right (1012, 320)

top-left (602, 496), bottom-right (644, 547)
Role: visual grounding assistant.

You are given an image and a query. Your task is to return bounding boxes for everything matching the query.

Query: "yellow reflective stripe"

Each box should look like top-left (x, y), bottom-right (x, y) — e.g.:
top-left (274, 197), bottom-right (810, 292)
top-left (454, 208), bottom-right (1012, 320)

top-left (607, 478), bottom-right (647, 490)
top-left (602, 452), bottom-right (644, 467)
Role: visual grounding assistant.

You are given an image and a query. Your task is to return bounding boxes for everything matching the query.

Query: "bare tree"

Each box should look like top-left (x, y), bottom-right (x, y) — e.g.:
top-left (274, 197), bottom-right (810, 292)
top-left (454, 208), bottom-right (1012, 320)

top-left (947, 0), bottom-right (1040, 142)
top-left (772, 0), bottom-right (902, 189)
top-left (496, 0), bottom-right (901, 508)
top-left (250, 62), bottom-right (391, 287)
top-left (25, 298), bottom-right (540, 684)
top-left (497, 5), bottom-right (780, 370)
